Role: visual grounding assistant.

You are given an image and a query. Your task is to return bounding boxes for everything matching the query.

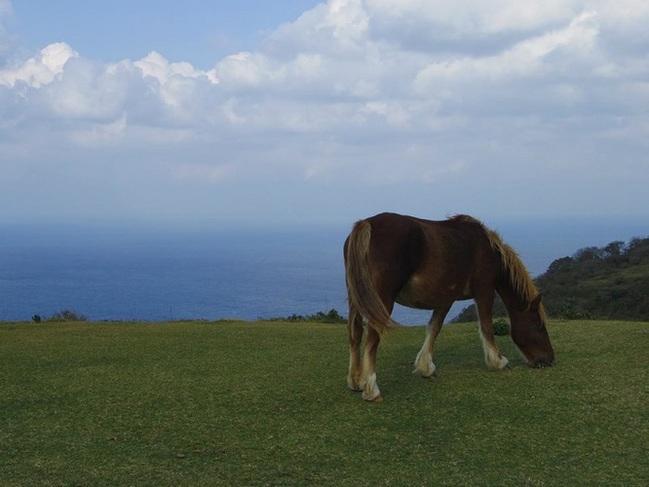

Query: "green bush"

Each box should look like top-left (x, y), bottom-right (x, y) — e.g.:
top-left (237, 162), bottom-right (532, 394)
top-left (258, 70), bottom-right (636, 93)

top-left (47, 309), bottom-right (88, 322)
top-left (492, 318), bottom-right (510, 336)
top-left (559, 307), bottom-right (592, 320)
top-left (267, 309), bottom-right (346, 324)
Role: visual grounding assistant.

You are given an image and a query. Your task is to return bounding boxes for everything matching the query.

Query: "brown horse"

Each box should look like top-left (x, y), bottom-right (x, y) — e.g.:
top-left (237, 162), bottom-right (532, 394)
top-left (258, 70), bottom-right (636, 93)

top-left (344, 212), bottom-right (554, 402)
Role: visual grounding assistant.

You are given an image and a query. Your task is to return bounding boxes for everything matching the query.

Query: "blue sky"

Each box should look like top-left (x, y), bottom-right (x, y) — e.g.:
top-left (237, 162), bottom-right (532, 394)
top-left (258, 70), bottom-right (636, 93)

top-left (1, 0), bottom-right (648, 229)
top-left (7, 1), bottom-right (322, 66)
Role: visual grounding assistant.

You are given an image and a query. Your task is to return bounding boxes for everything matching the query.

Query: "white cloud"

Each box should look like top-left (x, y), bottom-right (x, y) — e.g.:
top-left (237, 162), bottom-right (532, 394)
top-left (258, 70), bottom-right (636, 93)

top-left (216, 51), bottom-right (269, 88)
top-left (44, 57), bottom-right (133, 120)
top-left (324, 0), bottom-right (370, 44)
top-left (414, 11), bottom-right (599, 89)
top-left (0, 42), bottom-right (78, 88)
top-left (134, 51), bottom-right (219, 87)
top-left (1, 0), bottom-right (648, 224)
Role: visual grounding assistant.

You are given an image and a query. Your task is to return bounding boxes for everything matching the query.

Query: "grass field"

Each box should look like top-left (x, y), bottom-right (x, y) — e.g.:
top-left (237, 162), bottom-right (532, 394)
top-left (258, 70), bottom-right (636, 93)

top-left (1, 319), bottom-right (647, 486)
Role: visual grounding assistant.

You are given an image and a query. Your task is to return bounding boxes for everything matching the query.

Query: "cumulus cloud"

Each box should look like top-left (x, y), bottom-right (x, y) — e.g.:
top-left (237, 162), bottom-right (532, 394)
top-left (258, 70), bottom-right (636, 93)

top-left (414, 10), bottom-right (599, 90)
top-left (3, 1), bottom-right (645, 133)
top-left (1, 0), bottom-right (648, 224)
top-left (0, 42), bottom-right (78, 88)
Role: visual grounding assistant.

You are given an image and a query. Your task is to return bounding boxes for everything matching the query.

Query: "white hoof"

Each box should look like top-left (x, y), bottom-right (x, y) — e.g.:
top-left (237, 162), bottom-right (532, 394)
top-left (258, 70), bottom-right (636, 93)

top-left (487, 355), bottom-right (510, 371)
top-left (413, 351), bottom-right (437, 378)
top-left (362, 373), bottom-right (382, 402)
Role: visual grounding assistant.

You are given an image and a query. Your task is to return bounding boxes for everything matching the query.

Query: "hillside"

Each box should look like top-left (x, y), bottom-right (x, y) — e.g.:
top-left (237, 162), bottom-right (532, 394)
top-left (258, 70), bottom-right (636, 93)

top-left (454, 236), bottom-right (649, 322)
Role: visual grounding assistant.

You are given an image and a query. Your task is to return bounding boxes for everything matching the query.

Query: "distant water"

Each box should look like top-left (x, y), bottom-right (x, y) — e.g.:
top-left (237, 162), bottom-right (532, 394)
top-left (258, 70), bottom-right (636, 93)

top-left (1, 217), bottom-right (646, 324)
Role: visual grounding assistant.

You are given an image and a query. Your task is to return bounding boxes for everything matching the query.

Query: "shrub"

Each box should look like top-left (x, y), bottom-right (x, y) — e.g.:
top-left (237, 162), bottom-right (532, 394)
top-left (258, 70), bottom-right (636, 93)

top-left (47, 309), bottom-right (88, 322)
top-left (493, 318), bottom-right (510, 336)
top-left (312, 309), bottom-right (346, 323)
top-left (559, 307), bottom-right (592, 320)
top-left (267, 309), bottom-right (346, 324)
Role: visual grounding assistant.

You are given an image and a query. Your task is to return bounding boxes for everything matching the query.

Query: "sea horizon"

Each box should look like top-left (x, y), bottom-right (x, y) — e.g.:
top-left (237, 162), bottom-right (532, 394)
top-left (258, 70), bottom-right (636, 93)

top-left (1, 215), bottom-right (647, 324)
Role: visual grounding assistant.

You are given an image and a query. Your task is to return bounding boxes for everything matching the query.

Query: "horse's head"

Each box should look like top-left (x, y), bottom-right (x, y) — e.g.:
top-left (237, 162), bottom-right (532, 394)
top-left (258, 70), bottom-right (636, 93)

top-left (510, 294), bottom-right (555, 367)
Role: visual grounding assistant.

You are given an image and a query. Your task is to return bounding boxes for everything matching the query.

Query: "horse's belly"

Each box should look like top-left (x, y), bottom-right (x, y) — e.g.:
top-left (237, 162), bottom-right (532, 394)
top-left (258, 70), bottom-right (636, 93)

top-left (396, 275), bottom-right (470, 309)
top-left (395, 291), bottom-right (435, 309)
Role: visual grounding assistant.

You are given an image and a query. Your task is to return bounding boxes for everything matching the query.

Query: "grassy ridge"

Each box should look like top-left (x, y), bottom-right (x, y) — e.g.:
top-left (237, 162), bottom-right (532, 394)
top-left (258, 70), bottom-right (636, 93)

top-left (1, 320), bottom-right (647, 486)
top-left (455, 236), bottom-right (649, 322)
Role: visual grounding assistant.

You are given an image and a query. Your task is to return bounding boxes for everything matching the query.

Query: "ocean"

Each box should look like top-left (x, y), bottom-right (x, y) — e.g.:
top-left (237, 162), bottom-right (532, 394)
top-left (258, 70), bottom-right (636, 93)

top-left (1, 217), bottom-right (646, 324)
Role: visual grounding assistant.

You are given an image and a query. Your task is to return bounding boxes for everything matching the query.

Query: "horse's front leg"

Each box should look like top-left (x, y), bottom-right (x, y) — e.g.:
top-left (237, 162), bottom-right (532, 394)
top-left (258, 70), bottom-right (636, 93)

top-left (476, 296), bottom-right (509, 370)
top-left (361, 325), bottom-right (383, 402)
top-left (413, 305), bottom-right (450, 378)
top-left (347, 308), bottom-right (364, 391)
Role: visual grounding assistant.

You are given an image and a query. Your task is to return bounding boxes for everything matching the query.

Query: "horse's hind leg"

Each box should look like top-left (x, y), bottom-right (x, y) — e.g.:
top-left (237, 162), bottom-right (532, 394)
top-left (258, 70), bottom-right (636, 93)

top-left (361, 324), bottom-right (383, 402)
top-left (414, 305), bottom-right (450, 378)
top-left (347, 307), bottom-right (364, 391)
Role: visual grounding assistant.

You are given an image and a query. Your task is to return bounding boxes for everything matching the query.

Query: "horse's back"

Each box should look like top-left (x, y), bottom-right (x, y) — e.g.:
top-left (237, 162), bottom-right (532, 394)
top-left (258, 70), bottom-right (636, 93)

top-left (364, 212), bottom-right (486, 257)
top-left (360, 212), bottom-right (496, 308)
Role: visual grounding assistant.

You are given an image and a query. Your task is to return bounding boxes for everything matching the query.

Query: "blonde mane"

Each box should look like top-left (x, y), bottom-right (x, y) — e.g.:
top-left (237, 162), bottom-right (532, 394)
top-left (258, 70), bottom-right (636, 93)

top-left (451, 215), bottom-right (546, 320)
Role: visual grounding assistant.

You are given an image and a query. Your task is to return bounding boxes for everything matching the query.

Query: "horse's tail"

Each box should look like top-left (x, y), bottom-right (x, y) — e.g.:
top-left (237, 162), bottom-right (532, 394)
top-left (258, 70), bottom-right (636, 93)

top-left (345, 220), bottom-right (398, 334)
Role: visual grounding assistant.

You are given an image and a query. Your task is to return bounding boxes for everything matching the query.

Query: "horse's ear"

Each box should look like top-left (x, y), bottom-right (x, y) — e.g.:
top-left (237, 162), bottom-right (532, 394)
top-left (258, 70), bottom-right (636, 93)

top-left (529, 294), bottom-right (543, 311)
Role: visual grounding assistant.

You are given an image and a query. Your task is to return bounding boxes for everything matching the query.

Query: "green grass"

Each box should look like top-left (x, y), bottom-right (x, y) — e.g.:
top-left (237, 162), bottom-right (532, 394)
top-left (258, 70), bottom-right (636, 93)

top-left (1, 320), bottom-right (647, 486)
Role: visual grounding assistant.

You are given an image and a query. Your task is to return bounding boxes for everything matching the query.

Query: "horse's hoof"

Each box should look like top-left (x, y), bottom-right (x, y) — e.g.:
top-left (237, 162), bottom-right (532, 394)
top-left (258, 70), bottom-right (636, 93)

top-left (413, 369), bottom-right (439, 379)
top-left (362, 392), bottom-right (383, 402)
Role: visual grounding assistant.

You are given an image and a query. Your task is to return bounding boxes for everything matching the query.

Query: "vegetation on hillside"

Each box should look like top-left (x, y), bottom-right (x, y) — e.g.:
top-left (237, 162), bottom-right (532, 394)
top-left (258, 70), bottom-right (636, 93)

top-left (454, 236), bottom-right (649, 322)
top-left (265, 308), bottom-right (346, 324)
top-left (31, 309), bottom-right (88, 323)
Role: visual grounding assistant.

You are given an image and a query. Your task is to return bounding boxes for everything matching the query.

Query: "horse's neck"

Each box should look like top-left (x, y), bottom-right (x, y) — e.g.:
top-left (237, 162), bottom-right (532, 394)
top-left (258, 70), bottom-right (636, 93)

top-left (496, 282), bottom-right (525, 317)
